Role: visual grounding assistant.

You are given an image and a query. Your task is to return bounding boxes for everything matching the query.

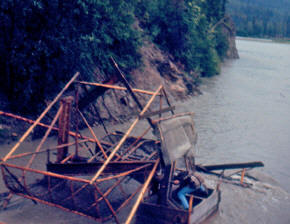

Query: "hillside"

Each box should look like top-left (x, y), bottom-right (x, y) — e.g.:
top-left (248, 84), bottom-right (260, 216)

top-left (0, 0), bottom-right (239, 142)
top-left (227, 0), bottom-right (290, 38)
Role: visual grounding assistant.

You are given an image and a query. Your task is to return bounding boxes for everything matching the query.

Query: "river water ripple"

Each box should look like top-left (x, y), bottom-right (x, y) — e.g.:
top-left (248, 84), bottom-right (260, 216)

top-left (176, 39), bottom-right (290, 223)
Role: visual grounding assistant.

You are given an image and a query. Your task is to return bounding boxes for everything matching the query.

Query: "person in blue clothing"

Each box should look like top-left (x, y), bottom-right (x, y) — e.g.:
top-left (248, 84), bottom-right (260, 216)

top-left (173, 171), bottom-right (208, 209)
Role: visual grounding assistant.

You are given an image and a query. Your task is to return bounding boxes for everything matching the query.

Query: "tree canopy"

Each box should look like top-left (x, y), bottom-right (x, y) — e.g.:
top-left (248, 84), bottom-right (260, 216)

top-left (0, 0), bottom-right (229, 114)
top-left (227, 0), bottom-right (290, 38)
top-left (0, 0), bottom-right (141, 113)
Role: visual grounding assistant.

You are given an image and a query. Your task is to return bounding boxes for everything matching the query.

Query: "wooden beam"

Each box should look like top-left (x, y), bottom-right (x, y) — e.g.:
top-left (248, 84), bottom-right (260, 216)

top-left (196, 161), bottom-right (264, 171)
top-left (1, 72), bottom-right (80, 162)
top-left (26, 105), bottom-right (63, 168)
top-left (78, 109), bottom-right (107, 159)
top-left (125, 159), bottom-right (160, 224)
top-left (111, 57), bottom-right (155, 129)
top-left (2, 162), bottom-right (90, 184)
top-left (138, 106), bottom-right (175, 119)
top-left (89, 85), bottom-right (163, 184)
top-left (78, 81), bottom-right (158, 96)
top-left (0, 111), bottom-right (112, 148)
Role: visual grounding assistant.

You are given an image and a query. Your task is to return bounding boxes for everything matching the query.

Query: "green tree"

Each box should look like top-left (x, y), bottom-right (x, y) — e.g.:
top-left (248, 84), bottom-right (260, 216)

top-left (136, 0), bottom-right (227, 77)
top-left (0, 0), bottom-right (141, 114)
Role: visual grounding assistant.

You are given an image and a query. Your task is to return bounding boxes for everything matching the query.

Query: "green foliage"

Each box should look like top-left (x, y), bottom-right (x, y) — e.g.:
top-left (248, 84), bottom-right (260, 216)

top-left (135, 0), bottom-right (226, 77)
top-left (228, 0), bottom-right (290, 38)
top-left (0, 0), bottom-right (141, 114)
top-left (0, 0), bottom-right (229, 115)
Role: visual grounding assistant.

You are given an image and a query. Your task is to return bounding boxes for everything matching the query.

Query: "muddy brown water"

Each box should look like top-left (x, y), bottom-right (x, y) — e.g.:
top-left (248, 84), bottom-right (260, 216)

top-left (1, 38), bottom-right (290, 223)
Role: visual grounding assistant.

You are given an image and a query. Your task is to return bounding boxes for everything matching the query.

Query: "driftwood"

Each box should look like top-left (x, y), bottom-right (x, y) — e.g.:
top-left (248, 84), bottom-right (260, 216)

top-left (196, 161), bottom-right (264, 172)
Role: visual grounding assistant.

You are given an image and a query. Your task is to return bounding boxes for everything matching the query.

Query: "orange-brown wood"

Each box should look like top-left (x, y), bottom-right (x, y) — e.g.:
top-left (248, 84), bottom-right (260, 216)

top-left (78, 81), bottom-right (158, 96)
top-left (125, 159), bottom-right (160, 224)
top-left (2, 72), bottom-right (80, 162)
top-left (89, 85), bottom-right (163, 184)
top-left (78, 109), bottom-right (107, 159)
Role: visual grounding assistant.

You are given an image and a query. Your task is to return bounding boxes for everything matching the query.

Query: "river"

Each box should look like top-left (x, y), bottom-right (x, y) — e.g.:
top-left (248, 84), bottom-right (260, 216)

top-left (175, 38), bottom-right (290, 223)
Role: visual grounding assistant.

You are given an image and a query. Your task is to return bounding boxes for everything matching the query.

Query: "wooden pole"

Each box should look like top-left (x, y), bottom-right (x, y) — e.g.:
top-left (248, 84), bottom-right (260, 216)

top-left (57, 97), bottom-right (74, 162)
top-left (3, 139), bottom-right (89, 161)
top-left (116, 184), bottom-right (142, 213)
top-left (94, 184), bottom-right (120, 224)
top-left (240, 168), bottom-right (246, 185)
top-left (78, 81), bottom-right (158, 96)
top-left (125, 159), bottom-right (160, 224)
top-left (162, 88), bottom-right (174, 115)
top-left (121, 141), bottom-right (148, 160)
top-left (2, 162), bottom-right (90, 184)
top-left (114, 126), bottom-right (151, 161)
top-left (1, 72), bottom-right (80, 162)
top-left (78, 109), bottom-right (107, 159)
top-left (111, 57), bottom-right (155, 129)
top-left (96, 163), bottom-right (152, 183)
top-left (0, 110), bottom-right (112, 147)
top-left (188, 195), bottom-right (194, 224)
top-left (89, 85), bottom-right (162, 184)
top-left (97, 177), bottom-right (125, 202)
top-left (74, 82), bottom-right (80, 159)
top-left (26, 105), bottom-right (63, 168)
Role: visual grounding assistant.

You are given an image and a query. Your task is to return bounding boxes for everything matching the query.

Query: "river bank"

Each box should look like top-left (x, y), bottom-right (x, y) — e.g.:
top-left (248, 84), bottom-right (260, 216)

top-left (237, 36), bottom-right (290, 44)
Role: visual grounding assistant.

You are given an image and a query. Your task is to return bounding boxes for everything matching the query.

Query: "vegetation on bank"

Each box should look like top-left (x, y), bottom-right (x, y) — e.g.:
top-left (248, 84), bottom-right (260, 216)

top-left (0, 0), bottom-right (229, 115)
top-left (227, 0), bottom-right (290, 38)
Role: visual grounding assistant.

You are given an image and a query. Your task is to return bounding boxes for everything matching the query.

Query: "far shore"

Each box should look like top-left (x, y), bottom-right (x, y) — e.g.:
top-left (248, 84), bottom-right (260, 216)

top-left (236, 36), bottom-right (290, 44)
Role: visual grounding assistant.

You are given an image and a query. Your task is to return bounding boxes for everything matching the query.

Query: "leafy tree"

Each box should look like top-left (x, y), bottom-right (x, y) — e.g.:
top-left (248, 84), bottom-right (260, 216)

top-left (0, 0), bottom-right (231, 115)
top-left (227, 0), bottom-right (290, 38)
top-left (0, 0), bottom-right (141, 114)
top-left (136, 0), bottom-right (227, 77)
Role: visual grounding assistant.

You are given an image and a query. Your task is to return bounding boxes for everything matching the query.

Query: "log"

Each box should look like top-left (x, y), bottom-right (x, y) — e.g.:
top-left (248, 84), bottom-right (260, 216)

top-left (196, 161), bottom-right (264, 172)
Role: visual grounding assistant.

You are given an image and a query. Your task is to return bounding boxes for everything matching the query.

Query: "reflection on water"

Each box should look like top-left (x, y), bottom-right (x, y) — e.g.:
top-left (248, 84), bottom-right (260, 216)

top-left (175, 39), bottom-right (290, 223)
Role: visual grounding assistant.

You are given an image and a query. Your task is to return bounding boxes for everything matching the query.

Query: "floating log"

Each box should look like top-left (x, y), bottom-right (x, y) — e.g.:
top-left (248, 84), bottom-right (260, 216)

top-left (196, 161), bottom-right (264, 172)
